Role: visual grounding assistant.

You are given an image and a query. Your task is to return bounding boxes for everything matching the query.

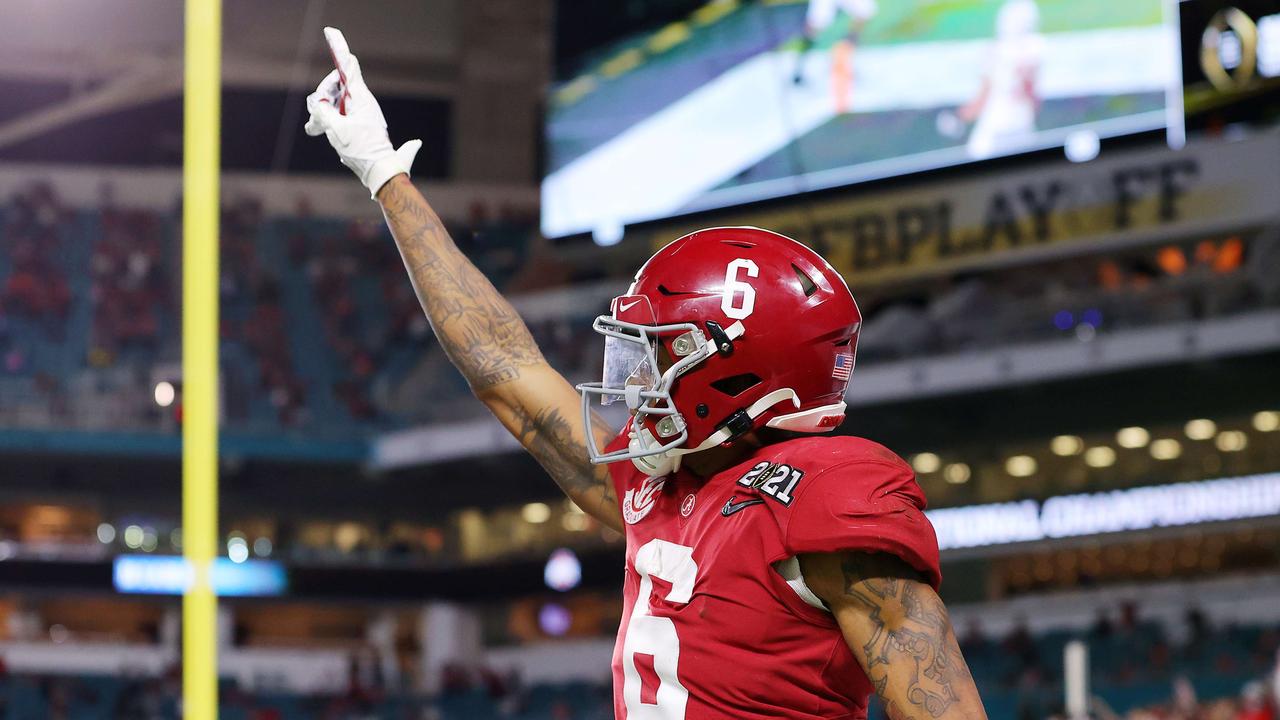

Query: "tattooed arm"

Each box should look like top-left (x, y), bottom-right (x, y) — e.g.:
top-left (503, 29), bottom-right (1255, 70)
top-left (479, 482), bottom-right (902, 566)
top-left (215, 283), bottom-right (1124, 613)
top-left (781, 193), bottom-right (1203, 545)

top-left (375, 175), bottom-right (622, 531)
top-left (798, 552), bottom-right (986, 720)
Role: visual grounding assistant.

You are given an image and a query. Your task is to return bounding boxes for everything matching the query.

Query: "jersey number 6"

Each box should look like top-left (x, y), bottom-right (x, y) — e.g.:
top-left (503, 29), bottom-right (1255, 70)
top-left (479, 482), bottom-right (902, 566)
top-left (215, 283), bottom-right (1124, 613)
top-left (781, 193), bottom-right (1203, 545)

top-left (622, 539), bottom-right (698, 719)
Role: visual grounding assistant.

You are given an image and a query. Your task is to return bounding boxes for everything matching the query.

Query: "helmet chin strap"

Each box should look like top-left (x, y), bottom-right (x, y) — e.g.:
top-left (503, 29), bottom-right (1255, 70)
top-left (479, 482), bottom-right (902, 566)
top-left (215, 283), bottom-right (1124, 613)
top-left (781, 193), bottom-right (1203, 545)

top-left (629, 388), bottom-right (800, 476)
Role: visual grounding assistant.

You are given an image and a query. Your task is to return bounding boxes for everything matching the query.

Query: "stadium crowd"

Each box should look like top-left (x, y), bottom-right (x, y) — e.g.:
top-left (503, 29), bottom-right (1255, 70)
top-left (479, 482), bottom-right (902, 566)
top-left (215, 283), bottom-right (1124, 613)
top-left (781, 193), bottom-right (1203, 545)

top-left (1, 183), bottom-right (1278, 438)
top-left (0, 599), bottom-right (1275, 720)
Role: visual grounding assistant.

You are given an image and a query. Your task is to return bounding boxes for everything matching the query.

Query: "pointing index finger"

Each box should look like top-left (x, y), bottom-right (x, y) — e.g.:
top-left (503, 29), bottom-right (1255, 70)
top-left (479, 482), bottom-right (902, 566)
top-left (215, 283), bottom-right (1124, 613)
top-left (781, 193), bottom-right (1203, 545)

top-left (323, 26), bottom-right (352, 70)
top-left (323, 27), bottom-right (354, 114)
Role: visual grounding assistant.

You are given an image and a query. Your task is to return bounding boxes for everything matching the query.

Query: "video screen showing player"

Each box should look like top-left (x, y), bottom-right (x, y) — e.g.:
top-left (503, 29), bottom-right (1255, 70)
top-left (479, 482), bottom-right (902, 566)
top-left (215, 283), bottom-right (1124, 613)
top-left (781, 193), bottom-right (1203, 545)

top-left (793, 0), bottom-right (880, 114)
top-left (542, 0), bottom-right (1181, 241)
top-left (938, 0), bottom-right (1044, 159)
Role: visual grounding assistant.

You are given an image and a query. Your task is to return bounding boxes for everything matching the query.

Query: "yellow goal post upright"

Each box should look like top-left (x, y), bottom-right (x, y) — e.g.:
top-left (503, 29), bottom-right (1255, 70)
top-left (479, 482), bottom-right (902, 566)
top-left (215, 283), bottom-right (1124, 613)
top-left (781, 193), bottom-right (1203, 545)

top-left (182, 0), bottom-right (221, 718)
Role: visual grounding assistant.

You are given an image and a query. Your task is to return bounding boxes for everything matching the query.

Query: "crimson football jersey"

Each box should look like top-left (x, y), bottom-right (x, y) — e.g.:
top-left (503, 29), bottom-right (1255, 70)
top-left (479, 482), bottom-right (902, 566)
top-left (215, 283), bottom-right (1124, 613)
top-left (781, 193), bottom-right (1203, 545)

top-left (607, 434), bottom-right (941, 720)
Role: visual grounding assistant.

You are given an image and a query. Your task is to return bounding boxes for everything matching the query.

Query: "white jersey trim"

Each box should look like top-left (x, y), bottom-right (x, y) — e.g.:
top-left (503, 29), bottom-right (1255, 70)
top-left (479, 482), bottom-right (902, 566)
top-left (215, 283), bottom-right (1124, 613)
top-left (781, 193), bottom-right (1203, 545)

top-left (772, 556), bottom-right (830, 612)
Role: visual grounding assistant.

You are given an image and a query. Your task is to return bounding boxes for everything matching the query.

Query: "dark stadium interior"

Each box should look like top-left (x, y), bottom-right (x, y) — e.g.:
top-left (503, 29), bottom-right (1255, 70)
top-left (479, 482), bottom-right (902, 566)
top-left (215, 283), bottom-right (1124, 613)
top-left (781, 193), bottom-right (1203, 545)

top-left (1, 0), bottom-right (1279, 718)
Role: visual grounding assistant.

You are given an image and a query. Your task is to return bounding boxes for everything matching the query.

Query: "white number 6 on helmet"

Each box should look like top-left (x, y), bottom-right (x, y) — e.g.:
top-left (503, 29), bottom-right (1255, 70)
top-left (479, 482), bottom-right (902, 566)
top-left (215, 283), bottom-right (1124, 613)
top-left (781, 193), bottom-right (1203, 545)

top-left (721, 259), bottom-right (758, 320)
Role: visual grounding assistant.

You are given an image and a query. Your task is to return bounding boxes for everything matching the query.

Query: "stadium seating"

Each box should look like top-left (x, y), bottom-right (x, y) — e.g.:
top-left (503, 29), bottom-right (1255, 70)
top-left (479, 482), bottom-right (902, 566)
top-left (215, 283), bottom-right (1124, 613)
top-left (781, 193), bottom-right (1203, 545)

top-left (2, 187), bottom-right (1277, 446)
top-left (0, 189), bottom-right (539, 440)
top-left (0, 619), bottom-right (1273, 719)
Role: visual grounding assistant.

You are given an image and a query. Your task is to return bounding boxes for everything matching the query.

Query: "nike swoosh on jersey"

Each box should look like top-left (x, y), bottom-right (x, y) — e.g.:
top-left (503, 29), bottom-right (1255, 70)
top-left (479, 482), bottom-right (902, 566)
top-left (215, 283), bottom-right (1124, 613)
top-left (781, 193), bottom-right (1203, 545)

top-left (721, 496), bottom-right (766, 517)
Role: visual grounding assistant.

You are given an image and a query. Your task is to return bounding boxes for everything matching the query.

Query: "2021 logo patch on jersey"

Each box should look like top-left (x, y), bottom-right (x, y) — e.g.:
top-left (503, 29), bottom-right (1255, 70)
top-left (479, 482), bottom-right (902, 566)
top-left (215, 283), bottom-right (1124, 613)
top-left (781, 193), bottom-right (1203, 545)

top-left (623, 476), bottom-right (666, 524)
top-left (736, 461), bottom-right (804, 506)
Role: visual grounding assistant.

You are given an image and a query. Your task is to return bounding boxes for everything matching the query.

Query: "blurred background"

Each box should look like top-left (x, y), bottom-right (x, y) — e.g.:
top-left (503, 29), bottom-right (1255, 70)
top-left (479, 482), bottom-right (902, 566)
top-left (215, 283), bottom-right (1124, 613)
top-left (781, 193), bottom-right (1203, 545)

top-left (0, 0), bottom-right (1278, 718)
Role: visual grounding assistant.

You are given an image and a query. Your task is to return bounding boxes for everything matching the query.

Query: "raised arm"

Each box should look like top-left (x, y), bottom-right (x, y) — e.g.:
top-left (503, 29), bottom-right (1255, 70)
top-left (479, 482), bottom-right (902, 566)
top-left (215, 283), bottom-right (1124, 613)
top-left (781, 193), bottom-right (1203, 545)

top-left (304, 27), bottom-right (621, 531)
top-left (375, 176), bottom-right (621, 530)
top-left (799, 551), bottom-right (987, 720)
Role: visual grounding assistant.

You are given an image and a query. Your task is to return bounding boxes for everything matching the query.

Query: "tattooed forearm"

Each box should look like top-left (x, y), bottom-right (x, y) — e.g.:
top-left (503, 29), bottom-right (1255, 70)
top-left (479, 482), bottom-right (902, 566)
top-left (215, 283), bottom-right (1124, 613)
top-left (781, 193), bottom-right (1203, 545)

top-left (377, 175), bottom-right (544, 392)
top-left (799, 552), bottom-right (985, 720)
top-left (509, 404), bottom-right (618, 520)
top-left (374, 176), bottom-right (622, 529)
top-left (838, 553), bottom-right (978, 720)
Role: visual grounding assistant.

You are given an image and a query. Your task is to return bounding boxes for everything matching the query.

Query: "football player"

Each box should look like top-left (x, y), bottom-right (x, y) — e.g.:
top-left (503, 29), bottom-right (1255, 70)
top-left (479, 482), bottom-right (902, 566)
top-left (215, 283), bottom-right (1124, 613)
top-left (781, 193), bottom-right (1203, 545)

top-left (792, 0), bottom-right (878, 114)
top-left (307, 27), bottom-right (986, 720)
top-left (955, 0), bottom-right (1044, 159)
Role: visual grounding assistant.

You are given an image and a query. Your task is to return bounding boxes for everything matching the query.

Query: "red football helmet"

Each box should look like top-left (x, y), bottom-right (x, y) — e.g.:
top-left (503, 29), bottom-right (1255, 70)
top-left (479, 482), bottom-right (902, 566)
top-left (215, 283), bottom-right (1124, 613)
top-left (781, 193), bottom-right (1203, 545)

top-left (577, 226), bottom-right (862, 475)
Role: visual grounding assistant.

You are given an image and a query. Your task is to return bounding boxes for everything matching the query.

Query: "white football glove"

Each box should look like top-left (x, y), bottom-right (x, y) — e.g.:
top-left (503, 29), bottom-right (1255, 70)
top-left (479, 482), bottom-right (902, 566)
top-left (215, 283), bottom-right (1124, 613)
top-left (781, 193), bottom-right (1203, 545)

top-left (305, 27), bottom-right (422, 199)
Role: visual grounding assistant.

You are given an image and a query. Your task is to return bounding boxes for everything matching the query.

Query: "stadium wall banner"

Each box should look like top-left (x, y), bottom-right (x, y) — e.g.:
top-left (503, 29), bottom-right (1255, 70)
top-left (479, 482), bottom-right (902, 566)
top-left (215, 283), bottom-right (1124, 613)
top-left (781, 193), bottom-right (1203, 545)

top-left (928, 471), bottom-right (1280, 553)
top-left (113, 555), bottom-right (287, 596)
top-left (643, 129), bottom-right (1280, 287)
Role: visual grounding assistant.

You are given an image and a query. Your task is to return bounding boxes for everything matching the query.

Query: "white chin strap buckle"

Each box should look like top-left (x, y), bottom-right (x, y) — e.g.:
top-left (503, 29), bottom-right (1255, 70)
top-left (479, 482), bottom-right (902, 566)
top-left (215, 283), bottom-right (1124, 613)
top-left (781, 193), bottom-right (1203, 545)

top-left (629, 428), bottom-right (682, 475)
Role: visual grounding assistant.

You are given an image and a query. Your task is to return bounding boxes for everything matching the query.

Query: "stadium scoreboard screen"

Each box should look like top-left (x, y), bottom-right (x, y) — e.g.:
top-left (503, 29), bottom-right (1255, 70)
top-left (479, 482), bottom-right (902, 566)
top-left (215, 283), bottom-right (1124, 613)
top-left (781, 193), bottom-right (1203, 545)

top-left (542, 0), bottom-right (1185, 241)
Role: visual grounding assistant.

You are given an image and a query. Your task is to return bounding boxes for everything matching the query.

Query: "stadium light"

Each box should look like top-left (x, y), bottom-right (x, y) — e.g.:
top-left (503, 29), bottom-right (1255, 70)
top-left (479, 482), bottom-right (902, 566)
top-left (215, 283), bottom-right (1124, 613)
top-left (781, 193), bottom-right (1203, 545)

top-left (1116, 426), bottom-right (1150, 449)
top-left (252, 538), bottom-right (272, 557)
top-left (1005, 455), bottom-right (1037, 477)
top-left (227, 537), bottom-right (249, 564)
top-left (912, 452), bottom-right (942, 474)
top-left (334, 523), bottom-right (362, 552)
top-left (944, 463), bottom-right (971, 484)
top-left (154, 381), bottom-right (176, 408)
top-left (1253, 411), bottom-right (1280, 432)
top-left (562, 513), bottom-right (589, 532)
top-left (96, 523), bottom-right (116, 544)
top-left (538, 603), bottom-right (572, 636)
top-left (1150, 438), bottom-right (1183, 460)
top-left (1185, 419), bottom-right (1217, 440)
top-left (1215, 431), bottom-right (1248, 452)
top-left (522, 502), bottom-right (552, 524)
top-left (1052, 435), bottom-right (1084, 456)
top-left (544, 548), bottom-right (582, 591)
top-left (1083, 446), bottom-right (1116, 468)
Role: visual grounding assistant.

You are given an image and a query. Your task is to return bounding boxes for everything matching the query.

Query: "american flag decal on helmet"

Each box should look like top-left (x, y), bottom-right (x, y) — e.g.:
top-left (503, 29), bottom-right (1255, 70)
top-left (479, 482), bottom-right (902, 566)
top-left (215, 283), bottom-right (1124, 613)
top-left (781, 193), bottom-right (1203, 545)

top-left (832, 353), bottom-right (854, 381)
